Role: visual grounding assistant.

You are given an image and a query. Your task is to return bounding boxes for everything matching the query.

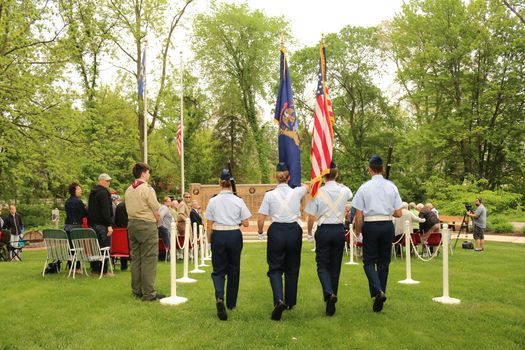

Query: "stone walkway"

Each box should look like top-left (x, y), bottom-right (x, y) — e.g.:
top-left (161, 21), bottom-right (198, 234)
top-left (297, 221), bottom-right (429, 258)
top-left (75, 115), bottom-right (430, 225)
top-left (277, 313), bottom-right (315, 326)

top-left (453, 233), bottom-right (525, 244)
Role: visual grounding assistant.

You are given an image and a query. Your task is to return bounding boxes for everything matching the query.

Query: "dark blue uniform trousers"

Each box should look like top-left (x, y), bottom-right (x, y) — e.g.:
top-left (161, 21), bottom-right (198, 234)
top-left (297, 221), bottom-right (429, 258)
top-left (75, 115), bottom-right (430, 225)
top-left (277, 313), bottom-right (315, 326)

top-left (211, 229), bottom-right (243, 309)
top-left (362, 221), bottom-right (394, 297)
top-left (267, 222), bottom-right (303, 307)
top-left (314, 224), bottom-right (346, 299)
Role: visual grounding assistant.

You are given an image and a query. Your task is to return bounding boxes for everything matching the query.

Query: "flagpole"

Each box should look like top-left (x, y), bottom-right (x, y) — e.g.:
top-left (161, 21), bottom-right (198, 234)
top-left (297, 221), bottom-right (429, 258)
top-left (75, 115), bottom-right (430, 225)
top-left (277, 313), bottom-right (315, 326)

top-left (180, 51), bottom-right (185, 194)
top-left (143, 40), bottom-right (148, 164)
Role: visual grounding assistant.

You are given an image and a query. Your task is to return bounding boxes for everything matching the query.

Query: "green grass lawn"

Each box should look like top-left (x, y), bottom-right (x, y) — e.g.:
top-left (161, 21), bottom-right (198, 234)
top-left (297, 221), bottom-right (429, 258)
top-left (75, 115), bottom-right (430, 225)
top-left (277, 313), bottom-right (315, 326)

top-left (1, 241), bottom-right (524, 350)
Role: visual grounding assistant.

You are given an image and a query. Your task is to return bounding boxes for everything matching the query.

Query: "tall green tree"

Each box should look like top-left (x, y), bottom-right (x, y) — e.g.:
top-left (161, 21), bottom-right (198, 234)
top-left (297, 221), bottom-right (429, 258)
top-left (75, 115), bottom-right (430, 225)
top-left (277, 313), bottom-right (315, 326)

top-left (388, 0), bottom-right (525, 193)
top-left (192, 2), bottom-right (288, 182)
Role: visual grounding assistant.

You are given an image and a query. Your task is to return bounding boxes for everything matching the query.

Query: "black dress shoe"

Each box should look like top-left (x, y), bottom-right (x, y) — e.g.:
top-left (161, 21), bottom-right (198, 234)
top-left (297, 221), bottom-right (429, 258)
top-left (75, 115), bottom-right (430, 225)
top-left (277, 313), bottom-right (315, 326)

top-left (271, 300), bottom-right (287, 321)
top-left (373, 292), bottom-right (387, 312)
top-left (142, 293), bottom-right (166, 301)
top-left (326, 294), bottom-right (337, 316)
top-left (216, 299), bottom-right (228, 321)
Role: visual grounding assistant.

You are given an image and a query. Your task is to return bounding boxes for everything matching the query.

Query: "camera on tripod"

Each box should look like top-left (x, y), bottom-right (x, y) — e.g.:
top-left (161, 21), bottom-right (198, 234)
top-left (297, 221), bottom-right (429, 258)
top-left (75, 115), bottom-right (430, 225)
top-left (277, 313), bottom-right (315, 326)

top-left (464, 202), bottom-right (473, 212)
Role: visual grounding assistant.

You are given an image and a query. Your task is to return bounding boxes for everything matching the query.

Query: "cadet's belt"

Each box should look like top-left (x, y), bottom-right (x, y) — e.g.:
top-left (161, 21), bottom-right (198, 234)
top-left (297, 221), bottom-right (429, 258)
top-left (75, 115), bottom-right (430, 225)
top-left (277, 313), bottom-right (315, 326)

top-left (213, 224), bottom-right (240, 230)
top-left (364, 215), bottom-right (393, 222)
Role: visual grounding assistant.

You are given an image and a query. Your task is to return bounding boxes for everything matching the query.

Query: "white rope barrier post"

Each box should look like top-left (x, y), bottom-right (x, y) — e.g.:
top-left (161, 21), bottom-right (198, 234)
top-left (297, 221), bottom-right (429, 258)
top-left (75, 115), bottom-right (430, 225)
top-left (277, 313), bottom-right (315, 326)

top-left (190, 221), bottom-right (205, 274)
top-left (310, 223), bottom-right (316, 252)
top-left (203, 229), bottom-right (211, 261)
top-left (433, 224), bottom-right (461, 305)
top-left (160, 219), bottom-right (188, 306)
top-left (198, 224), bottom-right (209, 267)
top-left (176, 218), bottom-right (196, 283)
top-left (399, 220), bottom-right (420, 285)
top-left (345, 226), bottom-right (358, 265)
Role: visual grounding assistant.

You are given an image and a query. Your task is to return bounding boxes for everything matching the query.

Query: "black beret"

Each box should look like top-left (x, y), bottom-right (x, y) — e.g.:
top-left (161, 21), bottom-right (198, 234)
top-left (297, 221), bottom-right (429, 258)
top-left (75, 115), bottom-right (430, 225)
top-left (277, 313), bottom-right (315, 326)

top-left (369, 155), bottom-right (383, 167)
top-left (330, 161), bottom-right (337, 169)
top-left (276, 162), bottom-right (289, 172)
top-left (220, 168), bottom-right (231, 181)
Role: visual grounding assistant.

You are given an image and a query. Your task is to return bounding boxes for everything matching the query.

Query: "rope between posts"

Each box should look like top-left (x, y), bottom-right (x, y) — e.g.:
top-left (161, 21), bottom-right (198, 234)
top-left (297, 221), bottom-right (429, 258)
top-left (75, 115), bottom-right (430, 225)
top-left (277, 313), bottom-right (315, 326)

top-left (392, 234), bottom-right (404, 245)
top-left (409, 235), bottom-right (442, 262)
top-left (176, 224), bottom-right (188, 250)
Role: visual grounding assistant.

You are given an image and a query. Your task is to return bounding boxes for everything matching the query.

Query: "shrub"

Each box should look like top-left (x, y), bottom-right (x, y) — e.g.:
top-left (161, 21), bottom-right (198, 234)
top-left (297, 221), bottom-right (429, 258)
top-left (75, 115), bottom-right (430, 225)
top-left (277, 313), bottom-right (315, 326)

top-left (14, 204), bottom-right (65, 231)
top-left (521, 226), bottom-right (525, 235)
top-left (491, 222), bottom-right (513, 233)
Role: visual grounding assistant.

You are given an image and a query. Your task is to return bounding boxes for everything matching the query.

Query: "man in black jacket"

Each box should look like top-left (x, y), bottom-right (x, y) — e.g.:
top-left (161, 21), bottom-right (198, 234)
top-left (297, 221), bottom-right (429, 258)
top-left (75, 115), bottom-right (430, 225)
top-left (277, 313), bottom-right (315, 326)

top-left (88, 173), bottom-right (114, 274)
top-left (3, 204), bottom-right (24, 260)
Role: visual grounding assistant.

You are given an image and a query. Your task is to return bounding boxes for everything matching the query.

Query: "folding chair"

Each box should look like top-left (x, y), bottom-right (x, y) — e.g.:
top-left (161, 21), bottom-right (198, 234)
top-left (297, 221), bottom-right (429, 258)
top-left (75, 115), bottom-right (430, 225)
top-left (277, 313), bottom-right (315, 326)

top-left (0, 230), bottom-right (10, 261)
top-left (424, 232), bottom-right (442, 256)
top-left (70, 228), bottom-right (113, 279)
top-left (0, 229), bottom-right (20, 261)
top-left (410, 232), bottom-right (422, 255)
top-left (42, 229), bottom-right (74, 277)
top-left (110, 228), bottom-right (130, 269)
top-left (158, 239), bottom-right (170, 262)
top-left (392, 233), bottom-right (405, 259)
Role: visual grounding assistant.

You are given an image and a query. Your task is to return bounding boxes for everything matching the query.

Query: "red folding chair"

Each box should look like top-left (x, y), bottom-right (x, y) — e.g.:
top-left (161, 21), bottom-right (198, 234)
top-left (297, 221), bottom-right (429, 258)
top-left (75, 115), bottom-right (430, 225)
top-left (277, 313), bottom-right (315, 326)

top-left (425, 232), bottom-right (442, 256)
top-left (158, 239), bottom-right (170, 262)
top-left (110, 228), bottom-right (130, 268)
top-left (410, 233), bottom-right (422, 255)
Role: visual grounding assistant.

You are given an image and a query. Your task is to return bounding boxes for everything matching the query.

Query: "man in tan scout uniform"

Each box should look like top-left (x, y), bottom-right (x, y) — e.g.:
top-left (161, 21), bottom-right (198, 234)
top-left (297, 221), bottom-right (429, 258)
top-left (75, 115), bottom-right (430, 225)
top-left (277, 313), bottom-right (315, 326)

top-left (125, 162), bottom-right (165, 301)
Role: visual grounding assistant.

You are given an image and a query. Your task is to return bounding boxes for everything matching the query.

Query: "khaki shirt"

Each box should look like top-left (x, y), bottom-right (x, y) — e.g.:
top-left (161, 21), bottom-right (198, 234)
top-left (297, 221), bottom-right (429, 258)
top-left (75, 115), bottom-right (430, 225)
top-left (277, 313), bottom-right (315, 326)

top-left (125, 181), bottom-right (160, 222)
top-left (177, 201), bottom-right (191, 222)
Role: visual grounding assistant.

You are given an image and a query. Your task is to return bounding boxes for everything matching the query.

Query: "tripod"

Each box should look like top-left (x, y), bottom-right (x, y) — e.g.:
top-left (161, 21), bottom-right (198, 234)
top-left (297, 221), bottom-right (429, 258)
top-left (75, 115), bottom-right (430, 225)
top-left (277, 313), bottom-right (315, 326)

top-left (453, 212), bottom-right (470, 250)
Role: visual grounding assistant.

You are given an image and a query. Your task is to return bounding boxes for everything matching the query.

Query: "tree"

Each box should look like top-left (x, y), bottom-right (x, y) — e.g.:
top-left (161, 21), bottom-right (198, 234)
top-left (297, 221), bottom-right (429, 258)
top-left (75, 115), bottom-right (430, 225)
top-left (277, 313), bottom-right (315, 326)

top-left (193, 2), bottom-right (288, 182)
top-left (387, 0), bottom-right (525, 192)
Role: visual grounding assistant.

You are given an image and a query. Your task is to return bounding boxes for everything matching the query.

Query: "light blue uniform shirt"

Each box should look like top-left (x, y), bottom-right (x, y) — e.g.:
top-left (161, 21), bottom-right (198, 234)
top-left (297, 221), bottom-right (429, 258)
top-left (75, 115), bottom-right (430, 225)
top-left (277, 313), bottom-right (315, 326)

top-left (205, 190), bottom-right (251, 226)
top-left (258, 184), bottom-right (308, 223)
top-left (352, 175), bottom-right (402, 216)
top-left (305, 181), bottom-right (352, 224)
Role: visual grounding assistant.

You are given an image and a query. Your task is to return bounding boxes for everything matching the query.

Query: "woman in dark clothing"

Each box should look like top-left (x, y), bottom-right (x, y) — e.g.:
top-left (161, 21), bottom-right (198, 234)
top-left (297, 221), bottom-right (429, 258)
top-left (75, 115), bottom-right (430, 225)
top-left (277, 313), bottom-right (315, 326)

top-left (64, 182), bottom-right (88, 269)
top-left (416, 203), bottom-right (439, 245)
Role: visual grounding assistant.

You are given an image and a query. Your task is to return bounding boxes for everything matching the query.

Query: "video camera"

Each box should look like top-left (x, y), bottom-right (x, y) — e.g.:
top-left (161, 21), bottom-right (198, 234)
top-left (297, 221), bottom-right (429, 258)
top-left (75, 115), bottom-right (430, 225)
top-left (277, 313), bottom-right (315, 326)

top-left (464, 202), bottom-right (473, 212)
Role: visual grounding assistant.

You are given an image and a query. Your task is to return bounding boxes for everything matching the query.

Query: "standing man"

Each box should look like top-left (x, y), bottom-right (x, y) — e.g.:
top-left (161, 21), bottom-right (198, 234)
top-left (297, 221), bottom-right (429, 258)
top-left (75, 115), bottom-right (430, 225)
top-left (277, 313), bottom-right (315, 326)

top-left (125, 162), bottom-right (164, 301)
top-left (467, 197), bottom-right (486, 252)
top-left (353, 155), bottom-right (402, 313)
top-left (257, 162), bottom-right (308, 321)
top-left (205, 169), bottom-right (251, 321)
top-left (158, 196), bottom-right (173, 250)
top-left (177, 192), bottom-right (192, 235)
top-left (190, 200), bottom-right (203, 229)
top-left (305, 162), bottom-right (352, 316)
top-left (3, 204), bottom-right (24, 260)
top-left (88, 173), bottom-right (114, 274)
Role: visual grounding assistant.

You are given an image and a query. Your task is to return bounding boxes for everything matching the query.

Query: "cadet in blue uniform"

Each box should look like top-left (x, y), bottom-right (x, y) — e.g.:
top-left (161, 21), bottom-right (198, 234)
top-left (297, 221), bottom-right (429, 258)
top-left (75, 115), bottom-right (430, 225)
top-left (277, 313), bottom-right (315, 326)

top-left (205, 169), bottom-right (251, 321)
top-left (352, 155), bottom-right (402, 312)
top-left (257, 162), bottom-right (308, 321)
top-left (305, 162), bottom-right (352, 316)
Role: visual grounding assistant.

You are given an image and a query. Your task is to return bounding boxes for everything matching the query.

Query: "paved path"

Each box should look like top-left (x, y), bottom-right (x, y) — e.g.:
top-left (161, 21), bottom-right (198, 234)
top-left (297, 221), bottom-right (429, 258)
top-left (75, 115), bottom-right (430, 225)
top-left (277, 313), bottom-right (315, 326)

top-left (452, 233), bottom-right (525, 244)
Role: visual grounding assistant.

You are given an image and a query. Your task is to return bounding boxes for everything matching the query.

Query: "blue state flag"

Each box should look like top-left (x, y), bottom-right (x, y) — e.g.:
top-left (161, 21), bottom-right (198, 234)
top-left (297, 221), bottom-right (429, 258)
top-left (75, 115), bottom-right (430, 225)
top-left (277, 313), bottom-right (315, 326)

top-left (137, 49), bottom-right (146, 97)
top-left (274, 48), bottom-right (301, 188)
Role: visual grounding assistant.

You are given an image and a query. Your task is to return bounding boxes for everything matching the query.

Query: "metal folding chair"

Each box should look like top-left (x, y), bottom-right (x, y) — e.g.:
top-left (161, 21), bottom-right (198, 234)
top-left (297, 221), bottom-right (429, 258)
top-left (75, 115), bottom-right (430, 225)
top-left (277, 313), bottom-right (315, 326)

top-left (70, 228), bottom-right (113, 279)
top-left (42, 229), bottom-right (74, 277)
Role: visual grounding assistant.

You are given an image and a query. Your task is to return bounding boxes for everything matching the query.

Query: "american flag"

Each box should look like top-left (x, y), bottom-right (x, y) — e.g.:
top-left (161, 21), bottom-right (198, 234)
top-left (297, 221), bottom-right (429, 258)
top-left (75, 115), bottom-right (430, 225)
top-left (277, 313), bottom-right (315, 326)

top-left (310, 44), bottom-right (334, 197)
top-left (176, 117), bottom-right (182, 158)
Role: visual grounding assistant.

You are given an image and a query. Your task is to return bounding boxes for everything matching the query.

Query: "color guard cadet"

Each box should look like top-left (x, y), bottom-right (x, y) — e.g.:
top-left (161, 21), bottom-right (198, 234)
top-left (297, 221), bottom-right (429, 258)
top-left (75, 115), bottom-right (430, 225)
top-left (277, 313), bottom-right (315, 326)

top-left (205, 169), bottom-right (251, 321)
top-left (352, 155), bottom-right (402, 312)
top-left (305, 161), bottom-right (352, 316)
top-left (257, 162), bottom-right (308, 321)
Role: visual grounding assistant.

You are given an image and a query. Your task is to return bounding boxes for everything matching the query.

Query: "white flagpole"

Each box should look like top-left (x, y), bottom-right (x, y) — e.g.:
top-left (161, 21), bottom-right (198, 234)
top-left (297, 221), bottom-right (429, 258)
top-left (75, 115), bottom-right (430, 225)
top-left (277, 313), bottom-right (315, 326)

top-left (180, 51), bottom-right (185, 194)
top-left (143, 41), bottom-right (148, 164)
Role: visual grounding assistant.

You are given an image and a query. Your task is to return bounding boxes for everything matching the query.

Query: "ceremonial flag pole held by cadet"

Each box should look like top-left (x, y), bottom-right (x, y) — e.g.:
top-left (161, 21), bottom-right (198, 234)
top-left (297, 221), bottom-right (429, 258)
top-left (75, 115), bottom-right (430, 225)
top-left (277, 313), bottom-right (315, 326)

top-left (138, 42), bottom-right (148, 163)
top-left (275, 44), bottom-right (301, 188)
top-left (178, 51), bottom-right (185, 193)
top-left (310, 42), bottom-right (335, 197)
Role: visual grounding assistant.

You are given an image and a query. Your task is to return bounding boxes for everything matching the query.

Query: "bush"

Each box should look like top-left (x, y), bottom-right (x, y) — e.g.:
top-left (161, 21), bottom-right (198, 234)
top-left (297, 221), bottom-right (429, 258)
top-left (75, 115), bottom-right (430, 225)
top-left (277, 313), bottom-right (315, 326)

top-left (14, 203), bottom-right (65, 231)
top-left (491, 222), bottom-right (513, 233)
top-left (521, 226), bottom-right (525, 235)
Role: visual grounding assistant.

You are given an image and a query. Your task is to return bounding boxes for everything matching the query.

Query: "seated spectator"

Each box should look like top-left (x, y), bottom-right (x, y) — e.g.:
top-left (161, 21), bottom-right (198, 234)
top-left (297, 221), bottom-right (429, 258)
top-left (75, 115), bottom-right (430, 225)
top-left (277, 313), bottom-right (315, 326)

top-left (426, 202), bottom-right (439, 219)
top-left (394, 202), bottom-right (426, 255)
top-left (417, 203), bottom-right (439, 245)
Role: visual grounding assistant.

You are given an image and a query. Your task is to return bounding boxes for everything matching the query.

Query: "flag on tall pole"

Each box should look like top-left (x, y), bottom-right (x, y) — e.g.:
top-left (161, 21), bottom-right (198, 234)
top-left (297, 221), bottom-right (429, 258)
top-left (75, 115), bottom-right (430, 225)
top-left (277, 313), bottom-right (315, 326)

top-left (275, 46), bottom-right (301, 188)
top-left (138, 43), bottom-right (148, 163)
top-left (179, 51), bottom-right (185, 193)
top-left (309, 42), bottom-right (334, 198)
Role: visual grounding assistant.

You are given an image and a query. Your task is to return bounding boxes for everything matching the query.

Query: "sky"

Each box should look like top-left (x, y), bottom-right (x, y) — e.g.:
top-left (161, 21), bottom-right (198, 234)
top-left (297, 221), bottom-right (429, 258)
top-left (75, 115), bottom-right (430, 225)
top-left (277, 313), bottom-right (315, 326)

top-left (99, 0), bottom-right (406, 119)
